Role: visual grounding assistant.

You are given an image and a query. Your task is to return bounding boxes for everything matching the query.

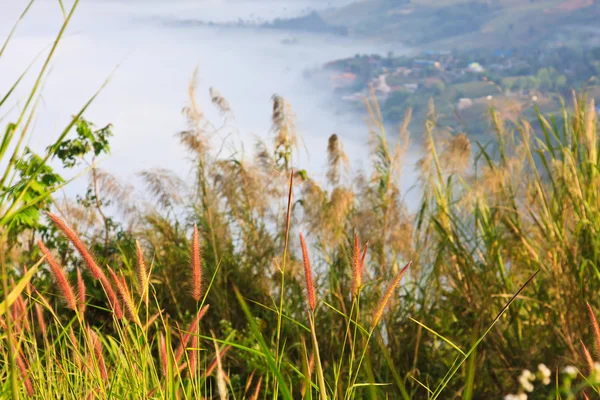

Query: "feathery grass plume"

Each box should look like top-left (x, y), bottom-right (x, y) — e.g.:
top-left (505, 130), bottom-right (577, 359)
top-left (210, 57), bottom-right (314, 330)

top-left (107, 266), bottom-right (140, 326)
top-left (88, 327), bottom-right (107, 380)
top-left (37, 241), bottom-right (77, 310)
top-left (77, 268), bottom-right (86, 316)
top-left (212, 337), bottom-right (229, 400)
top-left (360, 240), bottom-right (369, 274)
top-left (47, 212), bottom-right (123, 319)
top-left (11, 292), bottom-right (30, 333)
top-left (326, 134), bottom-right (348, 186)
top-left (581, 339), bottom-right (594, 374)
top-left (351, 230), bottom-right (362, 298)
top-left (135, 240), bottom-right (148, 304)
top-left (175, 304), bottom-right (210, 363)
top-left (250, 376), bottom-right (263, 400)
top-left (34, 303), bottom-right (46, 337)
top-left (16, 349), bottom-right (34, 397)
top-left (159, 333), bottom-right (168, 377)
top-left (205, 345), bottom-right (232, 377)
top-left (372, 261), bottom-right (411, 328)
top-left (191, 225), bottom-right (202, 302)
top-left (587, 302), bottom-right (600, 359)
top-left (299, 232), bottom-right (316, 311)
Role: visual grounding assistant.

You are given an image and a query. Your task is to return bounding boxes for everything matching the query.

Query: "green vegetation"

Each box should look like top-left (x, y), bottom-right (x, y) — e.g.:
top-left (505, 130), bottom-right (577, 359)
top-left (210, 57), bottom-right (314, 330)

top-left (4, 2), bottom-right (600, 400)
top-left (315, 46), bottom-right (599, 135)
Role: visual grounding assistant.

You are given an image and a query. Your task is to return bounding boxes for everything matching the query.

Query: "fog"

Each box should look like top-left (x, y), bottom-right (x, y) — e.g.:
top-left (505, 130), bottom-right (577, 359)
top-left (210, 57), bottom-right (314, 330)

top-left (0, 0), bottom-right (421, 205)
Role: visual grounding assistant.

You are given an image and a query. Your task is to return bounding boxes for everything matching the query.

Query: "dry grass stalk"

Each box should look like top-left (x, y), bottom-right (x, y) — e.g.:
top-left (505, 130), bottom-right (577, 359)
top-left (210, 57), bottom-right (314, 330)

top-left (38, 241), bottom-right (77, 311)
top-left (188, 334), bottom-right (198, 373)
top-left (107, 267), bottom-right (140, 326)
top-left (135, 240), bottom-right (148, 305)
top-left (300, 350), bottom-right (315, 397)
top-left (77, 268), bottom-right (86, 316)
top-left (250, 376), bottom-right (263, 400)
top-left (244, 370), bottom-right (256, 397)
top-left (191, 225), bottom-right (202, 302)
top-left (213, 337), bottom-right (229, 400)
top-left (299, 232), bottom-right (316, 311)
top-left (175, 305), bottom-right (210, 363)
top-left (587, 302), bottom-right (600, 359)
top-left (372, 261), bottom-right (411, 328)
top-left (205, 345), bottom-right (232, 377)
top-left (47, 212), bottom-right (123, 319)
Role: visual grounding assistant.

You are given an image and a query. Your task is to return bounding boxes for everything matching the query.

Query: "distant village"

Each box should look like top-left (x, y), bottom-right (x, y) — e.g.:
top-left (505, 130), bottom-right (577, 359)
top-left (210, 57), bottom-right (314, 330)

top-left (308, 47), bottom-right (600, 130)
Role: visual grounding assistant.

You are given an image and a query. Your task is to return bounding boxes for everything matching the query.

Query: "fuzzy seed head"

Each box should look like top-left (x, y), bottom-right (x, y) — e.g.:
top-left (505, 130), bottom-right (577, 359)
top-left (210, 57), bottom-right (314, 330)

top-left (191, 225), bottom-right (203, 302)
top-left (38, 240), bottom-right (77, 311)
top-left (47, 212), bottom-right (123, 319)
top-left (299, 232), bottom-right (316, 311)
top-left (372, 261), bottom-right (411, 328)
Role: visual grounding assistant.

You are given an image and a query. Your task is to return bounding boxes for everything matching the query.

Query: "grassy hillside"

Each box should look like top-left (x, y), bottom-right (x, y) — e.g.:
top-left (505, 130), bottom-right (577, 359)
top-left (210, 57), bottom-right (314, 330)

top-left (322, 0), bottom-right (600, 48)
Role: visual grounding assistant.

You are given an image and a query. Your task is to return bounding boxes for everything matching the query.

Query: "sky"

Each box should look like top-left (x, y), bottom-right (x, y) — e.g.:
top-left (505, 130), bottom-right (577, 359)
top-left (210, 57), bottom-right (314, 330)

top-left (0, 0), bottom-right (421, 206)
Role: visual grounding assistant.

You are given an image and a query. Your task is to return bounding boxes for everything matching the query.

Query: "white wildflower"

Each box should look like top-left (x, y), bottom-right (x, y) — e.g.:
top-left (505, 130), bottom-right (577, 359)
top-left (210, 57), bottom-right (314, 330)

top-left (538, 364), bottom-right (551, 378)
top-left (504, 395), bottom-right (518, 400)
top-left (538, 363), bottom-right (551, 385)
top-left (562, 366), bottom-right (577, 377)
top-left (517, 393), bottom-right (527, 400)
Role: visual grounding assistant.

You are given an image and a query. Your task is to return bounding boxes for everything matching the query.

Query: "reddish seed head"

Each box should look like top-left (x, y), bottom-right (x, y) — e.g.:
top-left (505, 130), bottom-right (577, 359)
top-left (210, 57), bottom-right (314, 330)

top-left (88, 327), bottom-right (107, 381)
top-left (351, 230), bottom-right (363, 298)
top-left (191, 225), bottom-right (203, 302)
top-left (34, 304), bottom-right (47, 337)
top-left (47, 212), bottom-right (123, 319)
top-left (135, 240), bottom-right (148, 304)
top-left (372, 261), bottom-right (411, 328)
top-left (16, 350), bottom-right (34, 397)
top-left (299, 232), bottom-right (316, 311)
top-left (587, 302), bottom-right (600, 359)
top-left (159, 333), bottom-right (168, 377)
top-left (107, 267), bottom-right (140, 326)
top-left (38, 241), bottom-right (77, 311)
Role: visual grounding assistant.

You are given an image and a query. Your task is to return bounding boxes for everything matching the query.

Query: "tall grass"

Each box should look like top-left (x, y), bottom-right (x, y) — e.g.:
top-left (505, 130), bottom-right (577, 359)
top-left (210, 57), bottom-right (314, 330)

top-left (3, 3), bottom-right (600, 399)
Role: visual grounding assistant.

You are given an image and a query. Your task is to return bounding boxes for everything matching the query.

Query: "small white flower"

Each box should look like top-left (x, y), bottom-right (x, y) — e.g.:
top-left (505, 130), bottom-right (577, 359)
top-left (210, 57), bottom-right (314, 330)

top-left (517, 393), bottom-right (528, 400)
top-left (522, 381), bottom-right (534, 392)
top-left (538, 363), bottom-right (551, 378)
top-left (542, 376), bottom-right (550, 385)
top-left (520, 369), bottom-right (535, 381)
top-left (594, 362), bottom-right (600, 374)
top-left (504, 395), bottom-right (518, 400)
top-left (562, 366), bottom-right (578, 377)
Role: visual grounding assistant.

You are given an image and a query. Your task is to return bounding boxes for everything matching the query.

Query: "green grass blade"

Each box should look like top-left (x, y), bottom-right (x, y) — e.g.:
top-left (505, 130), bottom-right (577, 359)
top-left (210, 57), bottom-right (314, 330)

top-left (234, 285), bottom-right (293, 400)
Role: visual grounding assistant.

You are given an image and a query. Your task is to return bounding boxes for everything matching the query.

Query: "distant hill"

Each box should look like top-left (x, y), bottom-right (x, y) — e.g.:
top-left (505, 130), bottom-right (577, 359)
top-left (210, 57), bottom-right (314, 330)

top-left (262, 11), bottom-right (349, 36)
top-left (320, 0), bottom-right (600, 49)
